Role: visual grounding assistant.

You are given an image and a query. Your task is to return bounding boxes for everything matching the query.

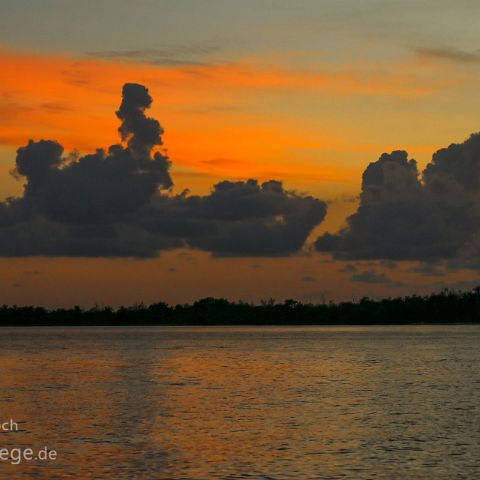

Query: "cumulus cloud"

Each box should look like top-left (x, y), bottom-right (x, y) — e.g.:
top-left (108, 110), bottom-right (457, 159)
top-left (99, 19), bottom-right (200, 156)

top-left (315, 133), bottom-right (480, 269)
top-left (0, 84), bottom-right (327, 258)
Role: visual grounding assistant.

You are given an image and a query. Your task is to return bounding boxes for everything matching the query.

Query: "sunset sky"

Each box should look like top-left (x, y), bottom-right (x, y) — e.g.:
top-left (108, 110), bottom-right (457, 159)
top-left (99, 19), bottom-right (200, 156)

top-left (1, 0), bottom-right (480, 307)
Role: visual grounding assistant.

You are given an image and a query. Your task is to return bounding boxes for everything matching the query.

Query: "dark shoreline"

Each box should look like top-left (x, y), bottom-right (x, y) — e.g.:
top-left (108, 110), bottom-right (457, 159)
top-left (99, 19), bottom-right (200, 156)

top-left (2, 287), bottom-right (480, 326)
top-left (1, 323), bottom-right (479, 328)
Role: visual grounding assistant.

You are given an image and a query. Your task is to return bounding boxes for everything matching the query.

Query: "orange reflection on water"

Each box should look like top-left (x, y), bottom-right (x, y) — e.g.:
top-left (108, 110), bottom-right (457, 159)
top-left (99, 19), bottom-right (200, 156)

top-left (2, 325), bottom-right (480, 479)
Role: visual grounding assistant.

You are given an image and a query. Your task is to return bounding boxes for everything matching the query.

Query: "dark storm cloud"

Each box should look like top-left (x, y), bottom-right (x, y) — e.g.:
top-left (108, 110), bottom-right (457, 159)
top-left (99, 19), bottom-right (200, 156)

top-left (176, 179), bottom-right (326, 257)
top-left (9, 84), bottom-right (172, 225)
top-left (0, 83), bottom-right (327, 258)
top-left (315, 133), bottom-right (480, 269)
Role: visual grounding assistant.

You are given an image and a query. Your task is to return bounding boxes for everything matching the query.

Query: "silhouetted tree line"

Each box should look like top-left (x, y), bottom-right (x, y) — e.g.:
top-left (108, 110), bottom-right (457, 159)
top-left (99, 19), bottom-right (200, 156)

top-left (1, 287), bottom-right (480, 326)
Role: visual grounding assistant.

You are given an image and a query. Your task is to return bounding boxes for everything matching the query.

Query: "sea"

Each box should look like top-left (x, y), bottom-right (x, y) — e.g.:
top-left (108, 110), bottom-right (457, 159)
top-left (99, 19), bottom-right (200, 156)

top-left (0, 325), bottom-right (479, 479)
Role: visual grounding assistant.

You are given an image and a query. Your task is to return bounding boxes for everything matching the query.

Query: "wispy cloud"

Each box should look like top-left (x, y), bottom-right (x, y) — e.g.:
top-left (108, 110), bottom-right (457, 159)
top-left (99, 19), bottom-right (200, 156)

top-left (301, 275), bottom-right (315, 283)
top-left (337, 263), bottom-right (357, 273)
top-left (88, 44), bottom-right (223, 67)
top-left (409, 262), bottom-right (447, 277)
top-left (351, 269), bottom-right (405, 288)
top-left (415, 46), bottom-right (480, 65)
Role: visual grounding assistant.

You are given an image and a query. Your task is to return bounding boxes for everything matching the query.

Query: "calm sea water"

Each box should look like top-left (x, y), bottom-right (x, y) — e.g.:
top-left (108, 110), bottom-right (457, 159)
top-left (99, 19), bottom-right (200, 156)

top-left (0, 325), bottom-right (479, 479)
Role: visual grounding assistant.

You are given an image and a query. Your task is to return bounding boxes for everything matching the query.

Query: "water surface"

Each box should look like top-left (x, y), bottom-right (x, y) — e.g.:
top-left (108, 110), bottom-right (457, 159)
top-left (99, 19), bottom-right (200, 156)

top-left (0, 325), bottom-right (479, 479)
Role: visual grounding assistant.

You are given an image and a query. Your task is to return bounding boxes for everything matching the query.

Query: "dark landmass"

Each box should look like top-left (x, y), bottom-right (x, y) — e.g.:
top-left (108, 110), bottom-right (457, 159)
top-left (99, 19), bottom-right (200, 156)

top-left (1, 287), bottom-right (480, 326)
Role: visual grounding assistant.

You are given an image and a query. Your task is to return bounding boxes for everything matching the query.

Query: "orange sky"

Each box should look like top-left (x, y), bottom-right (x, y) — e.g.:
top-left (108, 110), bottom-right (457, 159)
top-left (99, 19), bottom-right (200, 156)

top-left (1, 252), bottom-right (477, 308)
top-left (1, 40), bottom-right (479, 306)
top-left (0, 47), bottom-right (461, 200)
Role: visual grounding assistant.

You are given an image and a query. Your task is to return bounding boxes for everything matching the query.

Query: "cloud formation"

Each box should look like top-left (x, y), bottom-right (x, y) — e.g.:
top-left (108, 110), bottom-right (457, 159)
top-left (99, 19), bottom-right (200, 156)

top-left (315, 133), bottom-right (480, 269)
top-left (351, 269), bottom-right (405, 288)
top-left (337, 263), bottom-right (357, 273)
top-left (415, 46), bottom-right (480, 65)
top-left (0, 83), bottom-right (327, 257)
top-left (89, 44), bottom-right (221, 67)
